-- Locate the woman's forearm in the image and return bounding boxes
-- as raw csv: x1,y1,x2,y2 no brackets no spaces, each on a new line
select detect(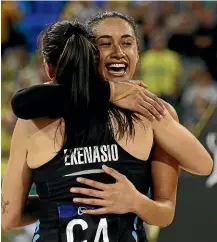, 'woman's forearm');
133,192,175,228
2,195,40,230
